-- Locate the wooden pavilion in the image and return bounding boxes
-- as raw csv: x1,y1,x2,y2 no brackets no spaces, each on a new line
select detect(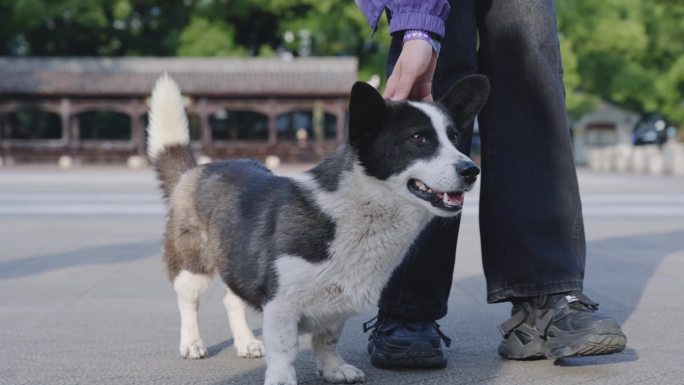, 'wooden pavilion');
0,57,357,164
